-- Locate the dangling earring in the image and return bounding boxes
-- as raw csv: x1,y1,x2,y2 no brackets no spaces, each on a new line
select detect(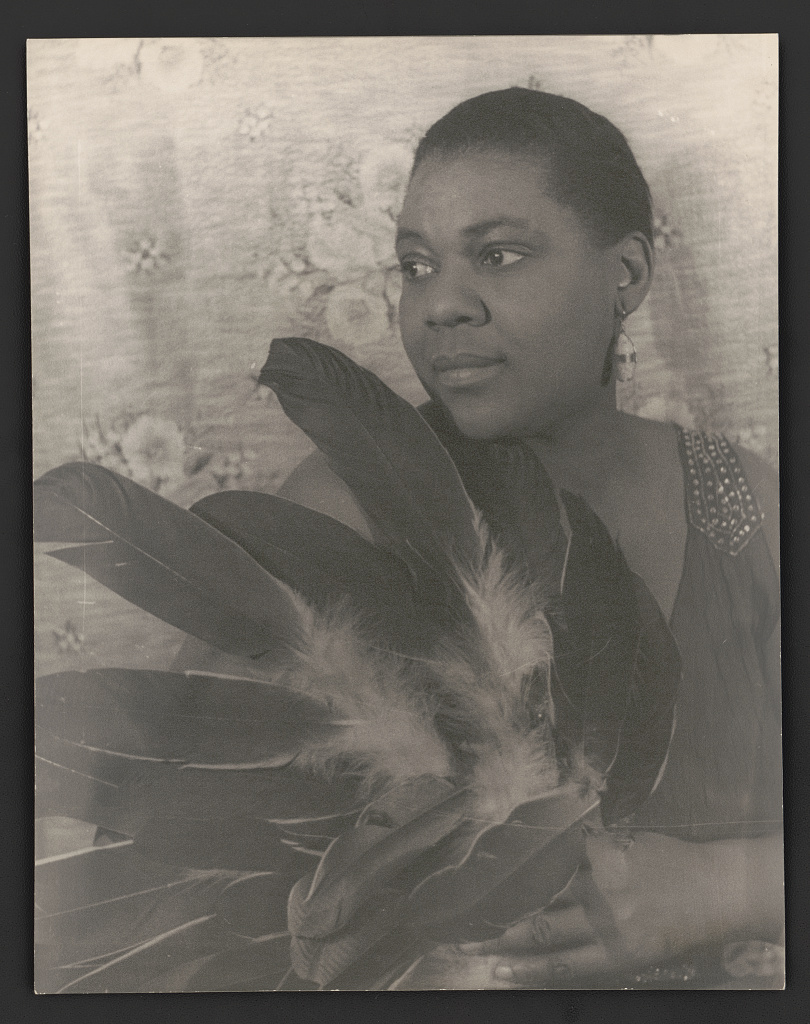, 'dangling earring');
613,300,636,383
